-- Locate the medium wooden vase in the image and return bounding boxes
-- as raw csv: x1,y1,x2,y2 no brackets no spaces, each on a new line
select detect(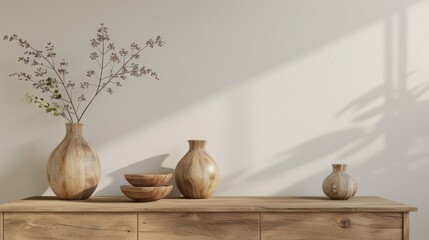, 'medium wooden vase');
47,123,101,200
175,140,220,199
322,164,357,200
